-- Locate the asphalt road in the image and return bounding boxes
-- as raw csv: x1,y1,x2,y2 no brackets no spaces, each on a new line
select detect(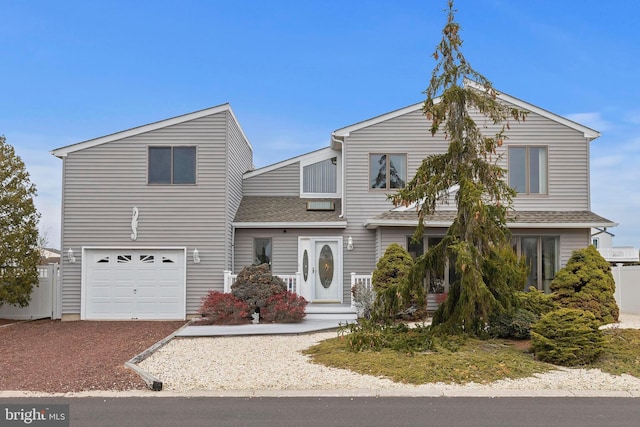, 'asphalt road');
2,397,639,427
